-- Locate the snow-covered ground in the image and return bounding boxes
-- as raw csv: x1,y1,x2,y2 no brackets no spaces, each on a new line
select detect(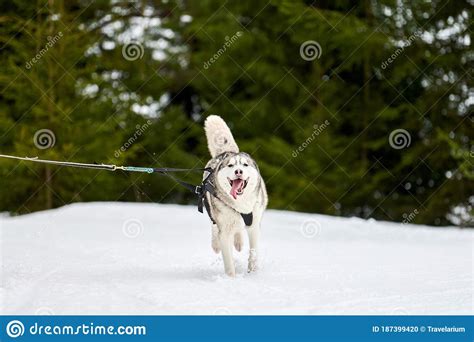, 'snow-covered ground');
0,202,472,315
